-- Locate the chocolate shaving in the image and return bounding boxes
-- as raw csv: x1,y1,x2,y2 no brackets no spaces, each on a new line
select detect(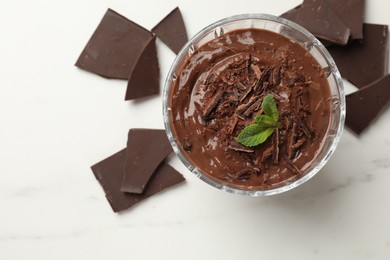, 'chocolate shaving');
292,137,306,150
183,137,192,151
202,88,224,119
236,96,260,116
228,140,254,153
239,85,253,102
287,122,296,159
243,98,263,117
296,116,313,138
282,117,290,130
272,129,279,164
227,117,239,135
286,160,302,175
236,81,247,91
251,64,261,79
273,66,282,86
254,67,272,91
261,146,274,163
235,168,252,181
